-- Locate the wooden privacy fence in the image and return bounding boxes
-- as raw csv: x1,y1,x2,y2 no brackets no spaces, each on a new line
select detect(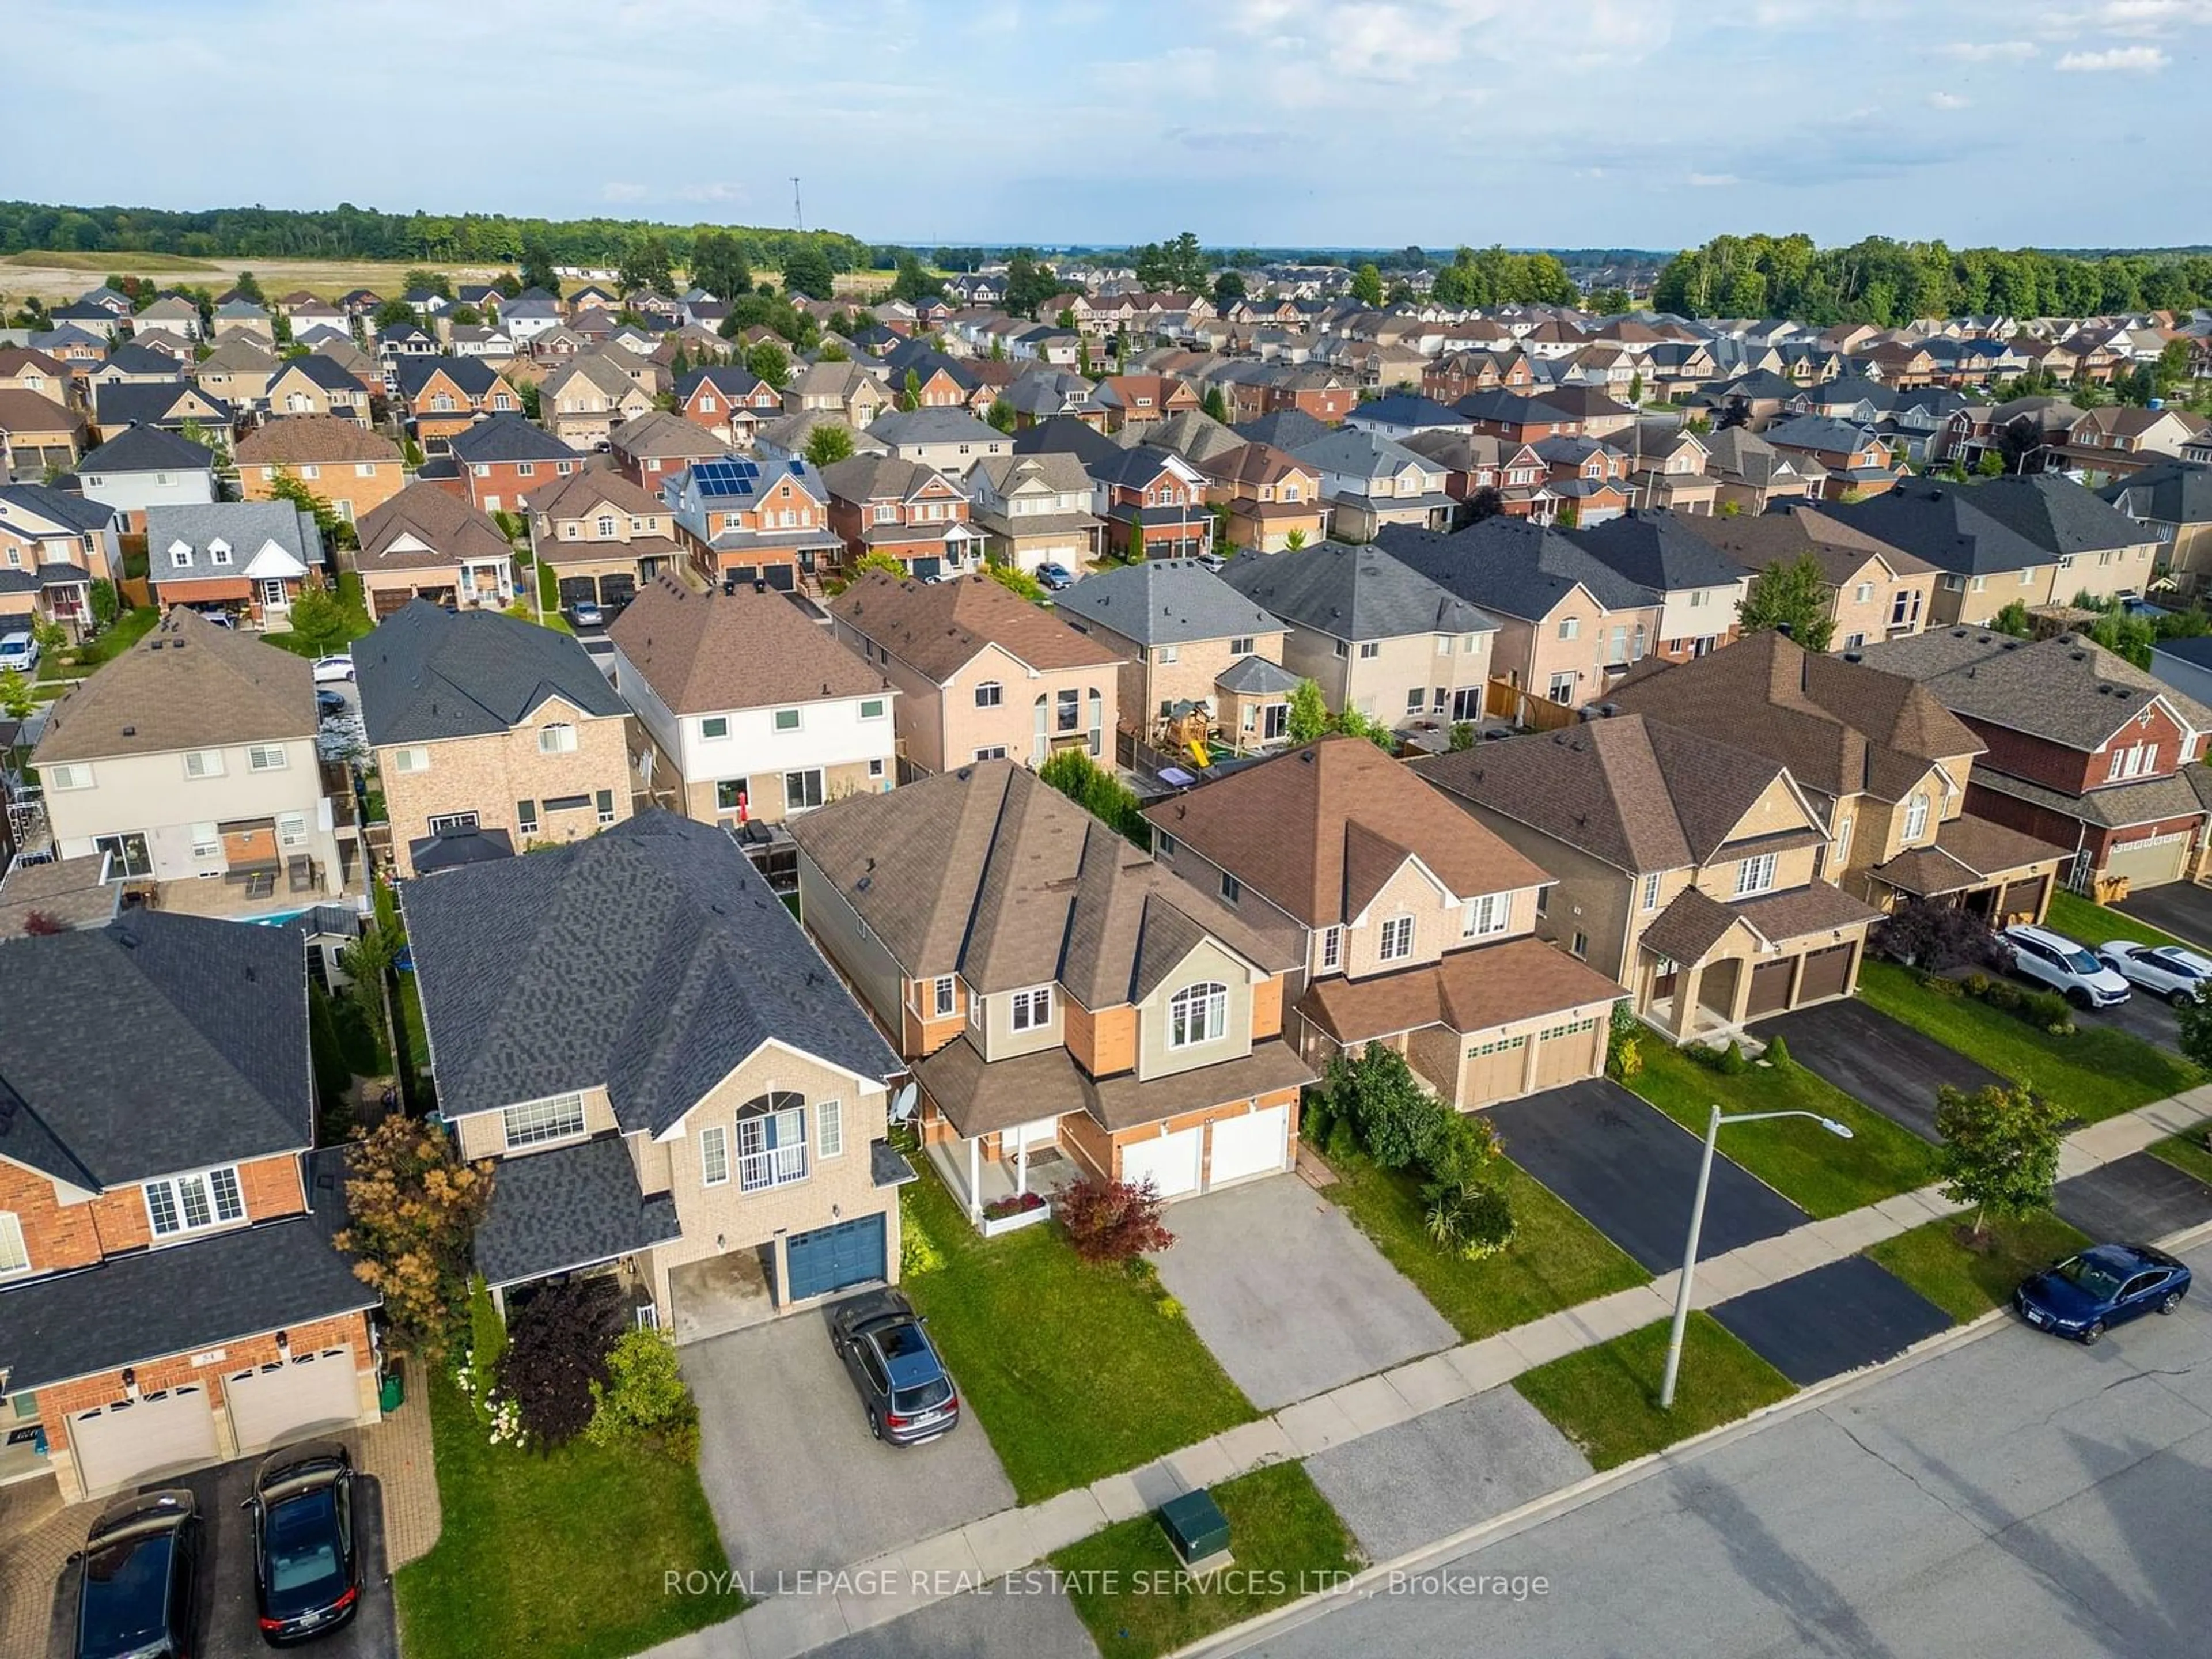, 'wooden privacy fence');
1484,678,1580,731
